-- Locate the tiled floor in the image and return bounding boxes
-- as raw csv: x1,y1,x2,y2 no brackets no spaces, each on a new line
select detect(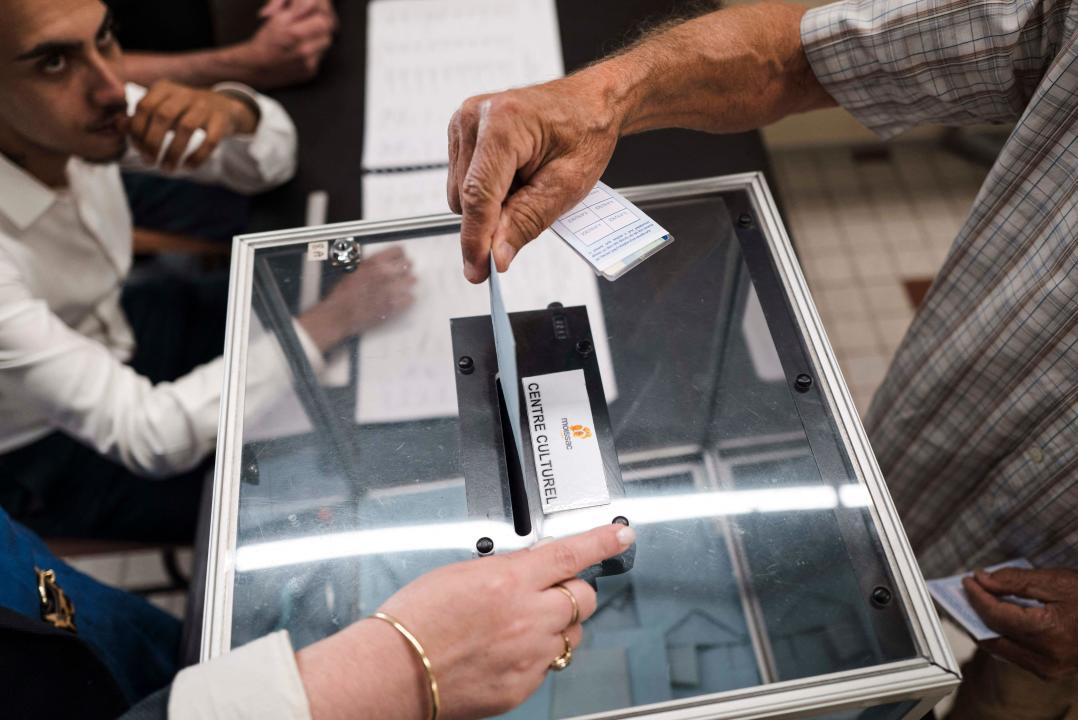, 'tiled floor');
770,141,990,415
65,549,192,618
